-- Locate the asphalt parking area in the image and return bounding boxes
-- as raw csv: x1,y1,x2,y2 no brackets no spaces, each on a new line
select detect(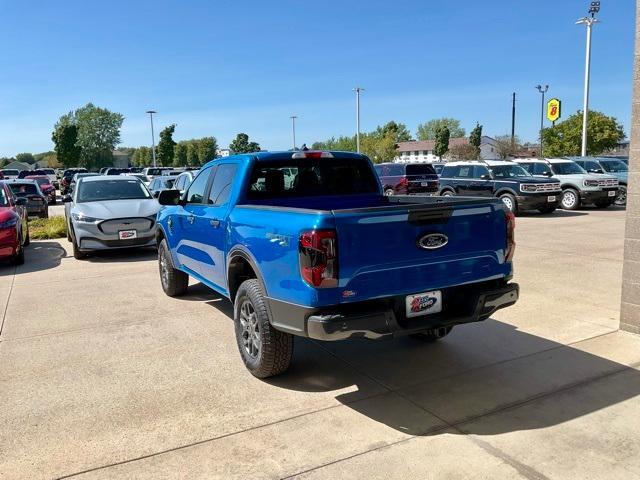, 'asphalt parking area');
2,208,640,479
